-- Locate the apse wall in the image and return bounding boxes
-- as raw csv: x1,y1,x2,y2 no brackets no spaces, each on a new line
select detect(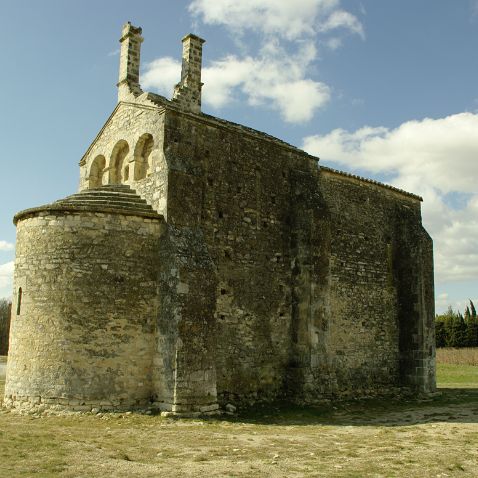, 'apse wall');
4,187,164,412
